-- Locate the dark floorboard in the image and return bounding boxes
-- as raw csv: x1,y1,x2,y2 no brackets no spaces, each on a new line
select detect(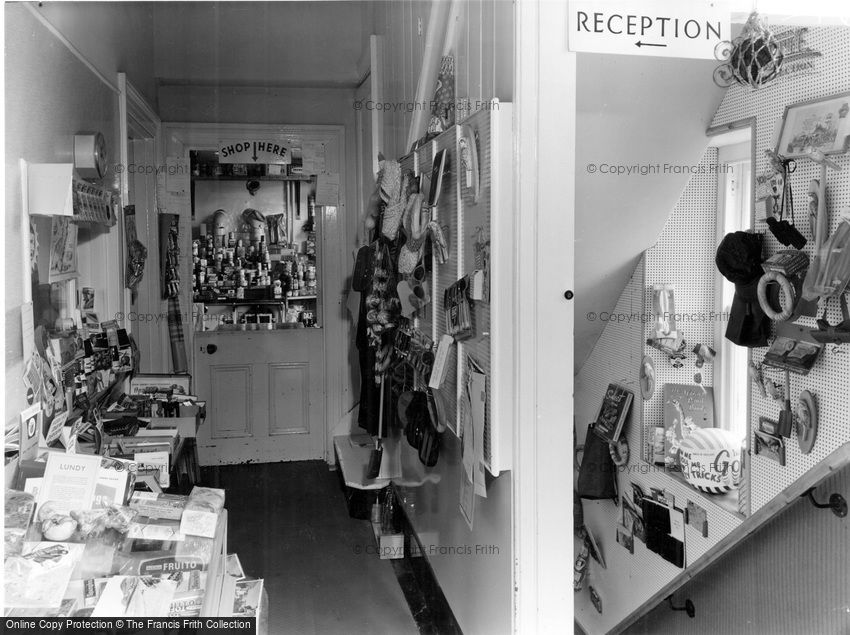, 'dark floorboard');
200,461,418,635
